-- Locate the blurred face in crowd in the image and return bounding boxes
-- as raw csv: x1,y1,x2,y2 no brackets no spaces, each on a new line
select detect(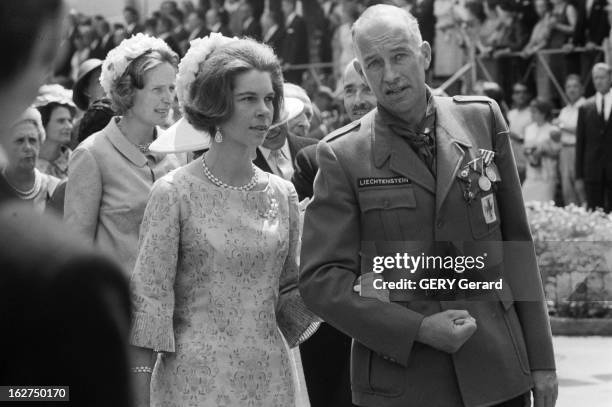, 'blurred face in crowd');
343,61,376,121
124,9,137,24
511,84,530,108
263,123,289,151
592,66,612,95
45,106,74,145
220,70,275,149
130,63,176,127
530,105,546,125
282,0,296,17
288,100,312,138
0,10,64,133
206,9,219,28
3,121,40,172
565,78,583,104
534,0,549,18
186,12,201,32
353,11,431,118
113,27,127,45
